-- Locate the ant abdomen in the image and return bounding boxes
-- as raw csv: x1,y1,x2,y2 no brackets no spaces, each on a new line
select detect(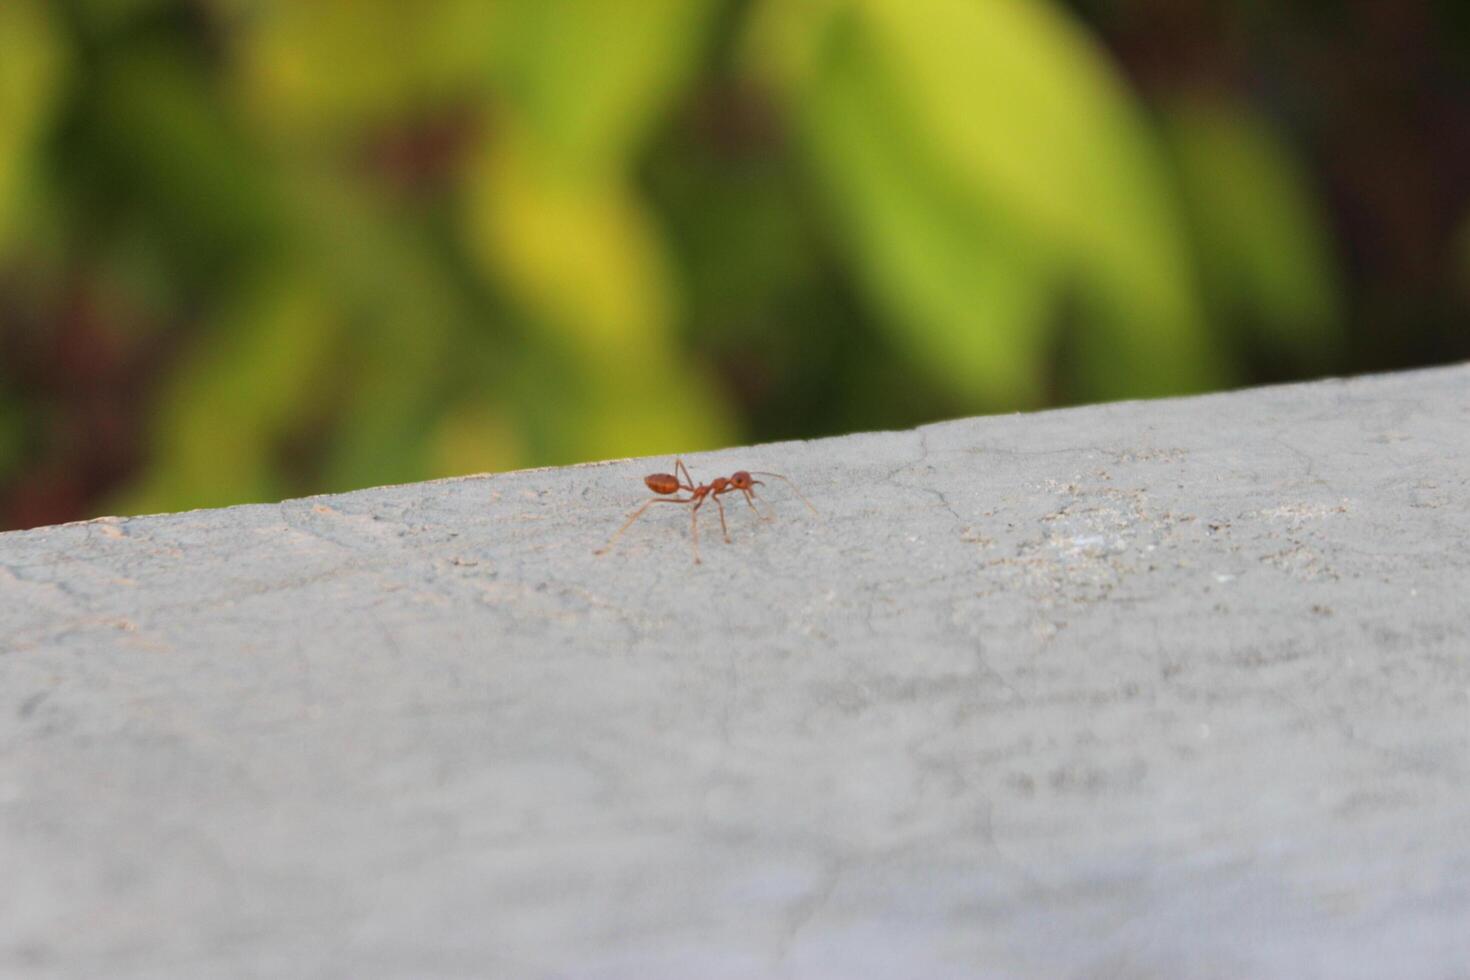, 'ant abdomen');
645,473,681,495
